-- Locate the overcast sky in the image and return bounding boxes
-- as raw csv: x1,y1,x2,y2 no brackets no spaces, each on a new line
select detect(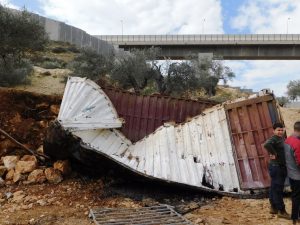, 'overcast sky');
1,0,300,96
